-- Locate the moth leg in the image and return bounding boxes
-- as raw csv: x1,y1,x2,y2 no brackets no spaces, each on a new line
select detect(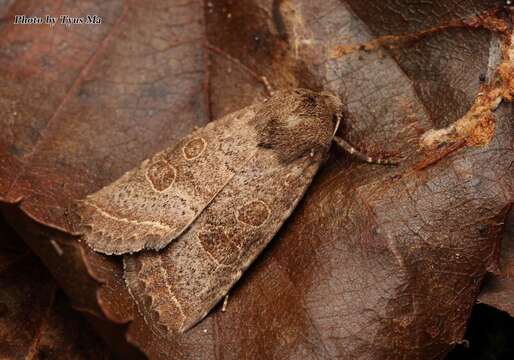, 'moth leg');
333,136,398,165
221,294,230,312
260,76,276,97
